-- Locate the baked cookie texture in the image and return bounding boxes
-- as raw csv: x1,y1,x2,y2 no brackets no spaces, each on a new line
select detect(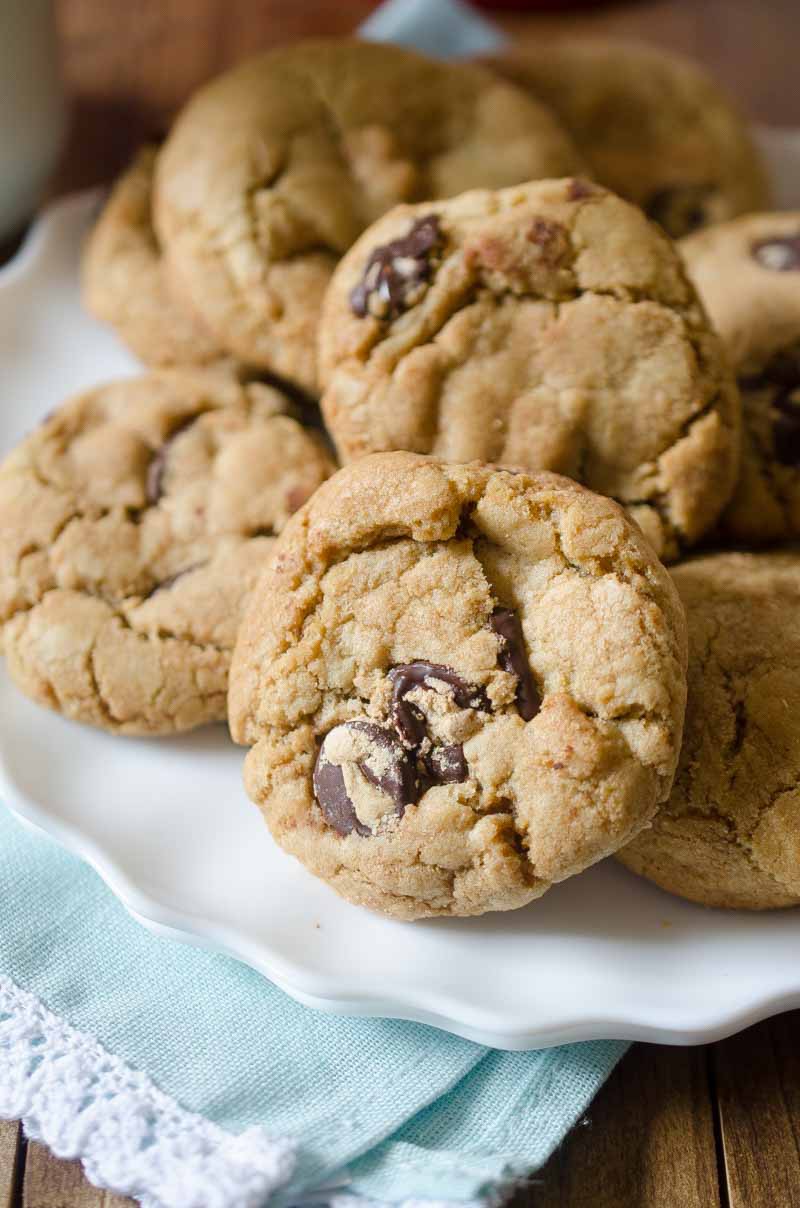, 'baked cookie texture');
153,39,583,393
682,213,800,543
318,178,741,562
488,39,769,238
83,147,238,372
619,552,800,910
0,372,334,735
229,452,688,920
